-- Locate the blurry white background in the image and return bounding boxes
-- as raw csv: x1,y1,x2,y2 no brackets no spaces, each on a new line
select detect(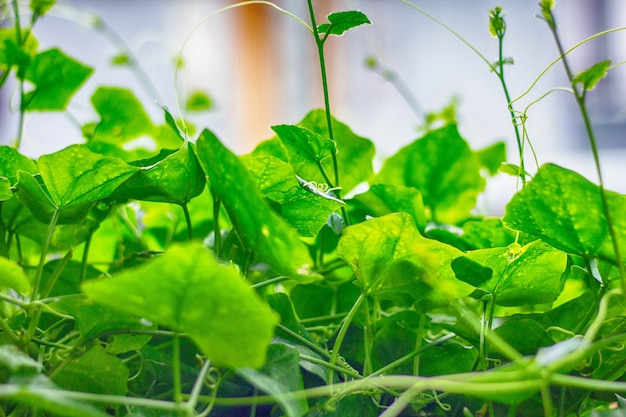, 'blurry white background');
1,0,625,212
